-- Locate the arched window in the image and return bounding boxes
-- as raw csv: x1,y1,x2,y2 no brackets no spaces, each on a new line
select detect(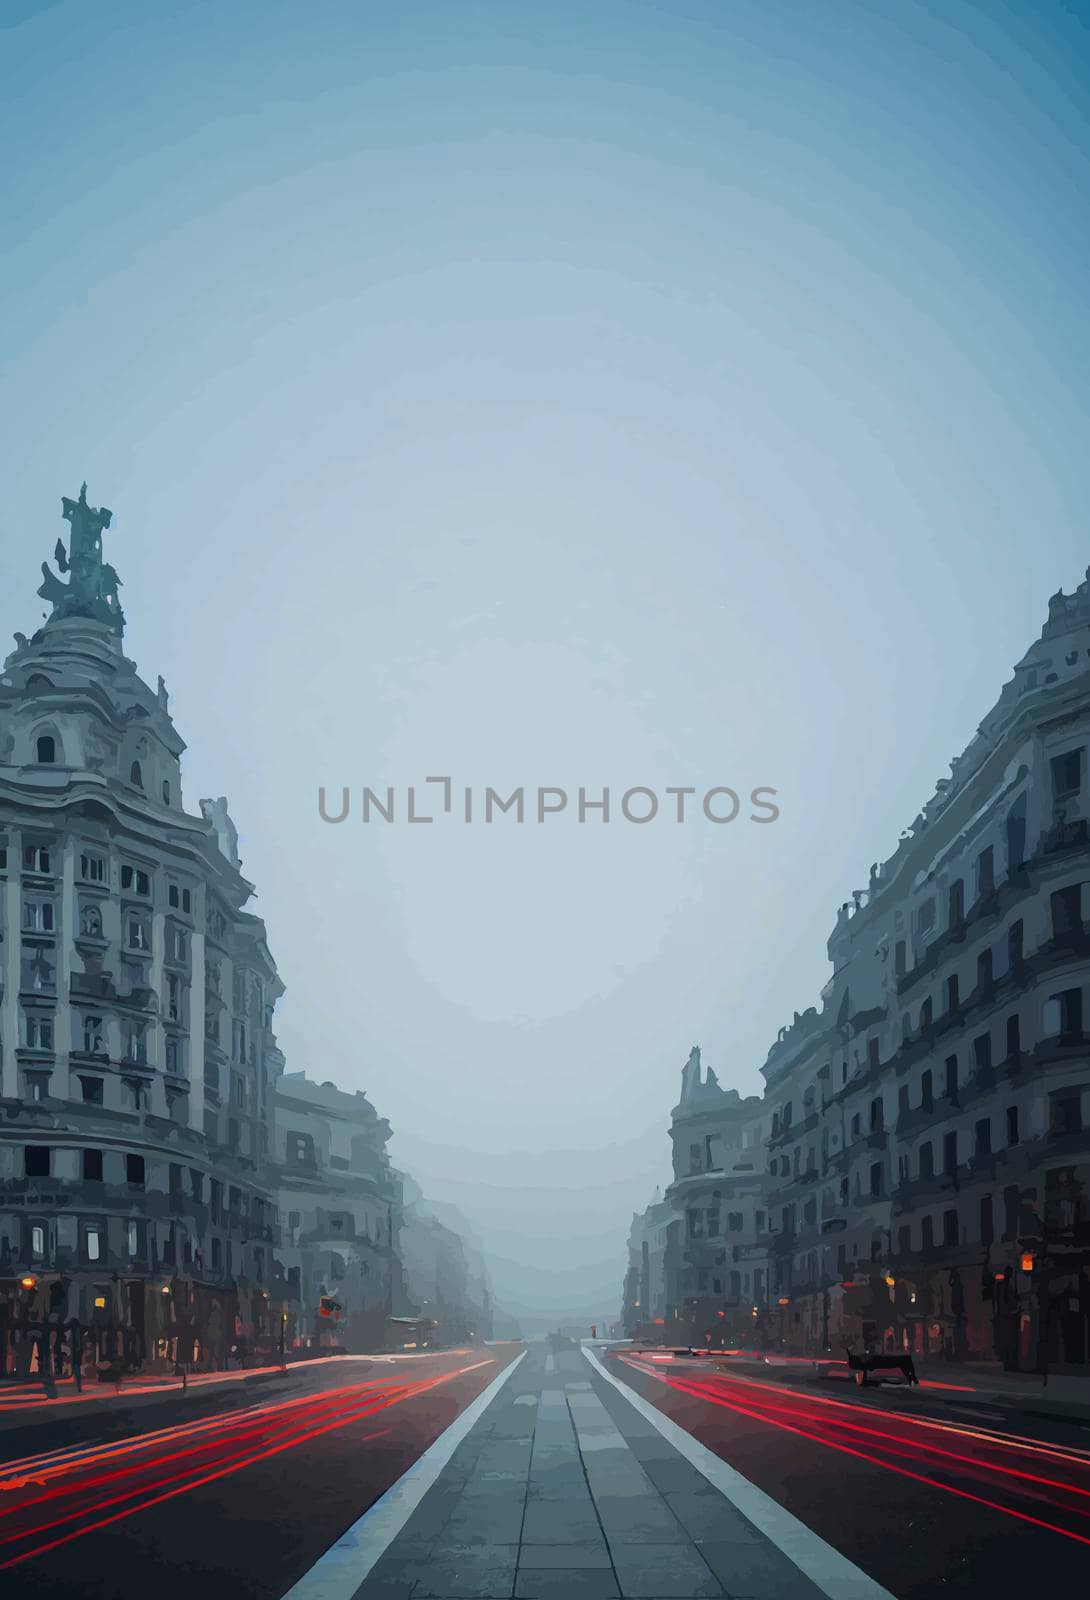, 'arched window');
36,734,56,764
130,761,143,788
162,779,171,805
